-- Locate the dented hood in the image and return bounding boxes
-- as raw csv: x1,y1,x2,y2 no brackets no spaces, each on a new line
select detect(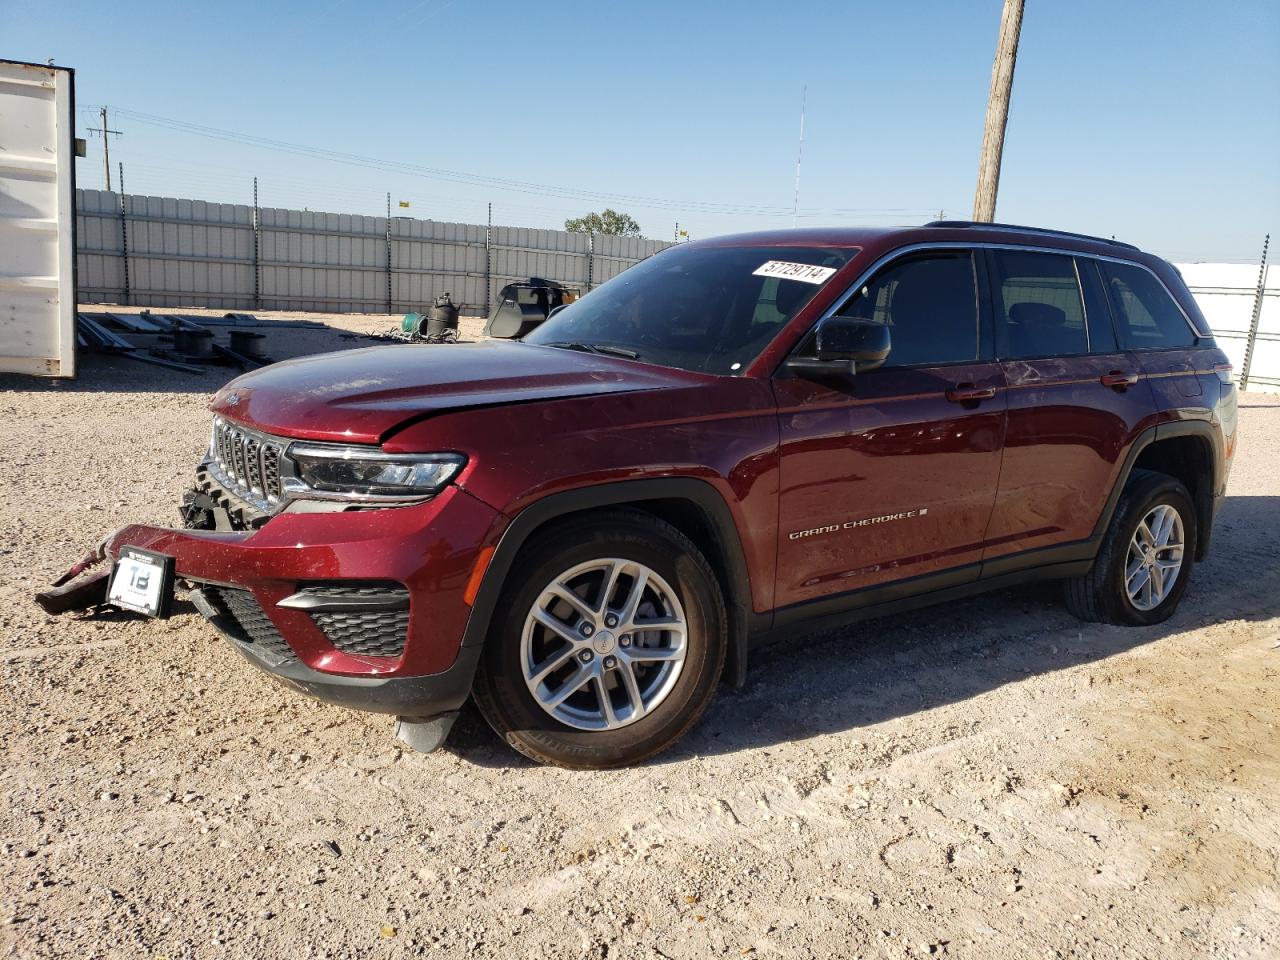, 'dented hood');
208,340,699,444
